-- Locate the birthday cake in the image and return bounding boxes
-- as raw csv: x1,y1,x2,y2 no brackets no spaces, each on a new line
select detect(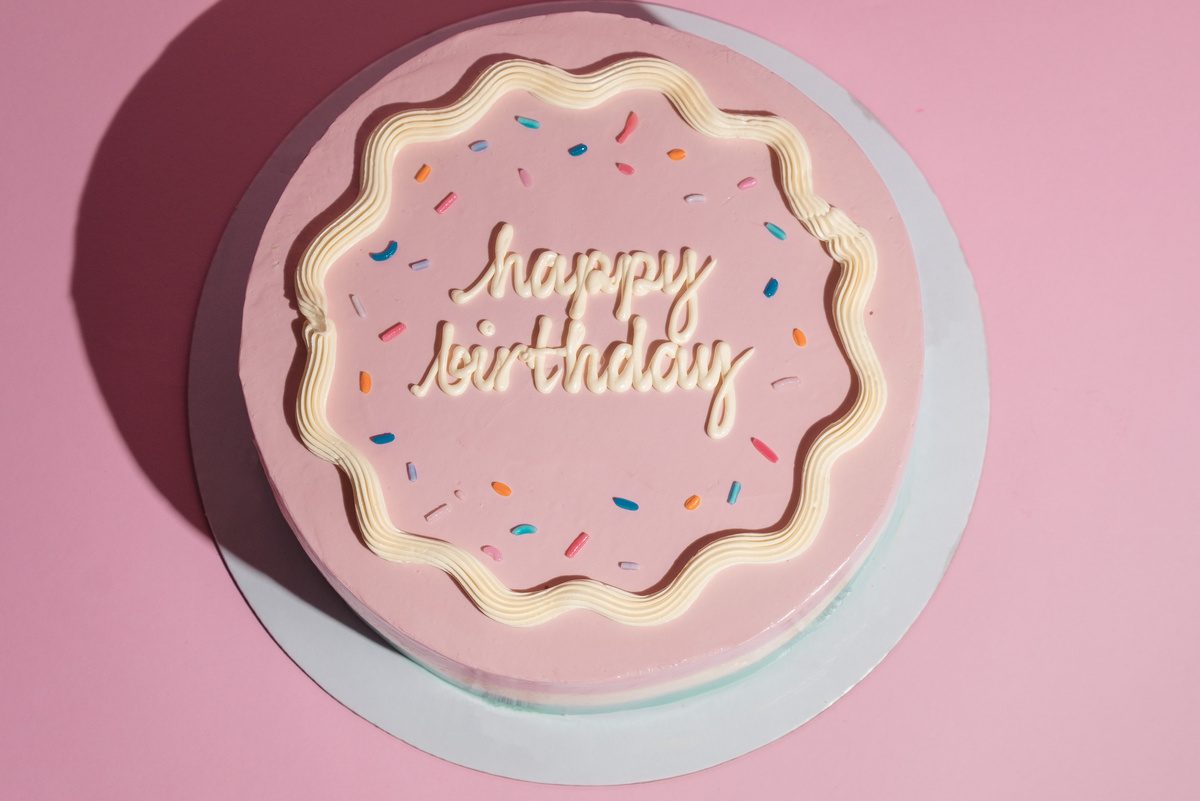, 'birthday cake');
241,12,923,710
